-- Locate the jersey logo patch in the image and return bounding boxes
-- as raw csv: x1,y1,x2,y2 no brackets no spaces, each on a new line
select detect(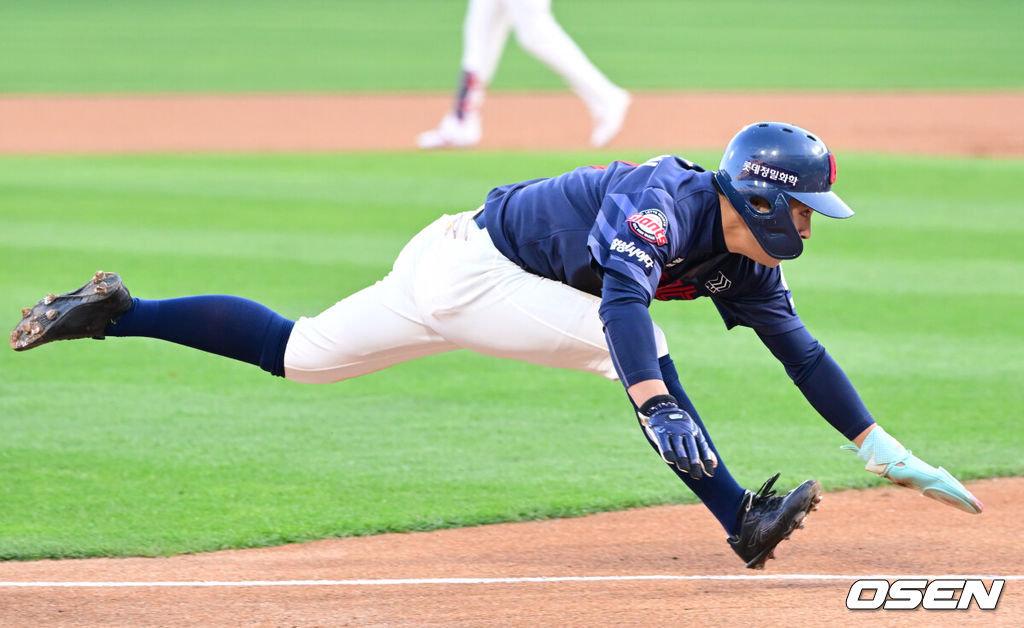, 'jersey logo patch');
627,209,669,245
704,271,732,293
